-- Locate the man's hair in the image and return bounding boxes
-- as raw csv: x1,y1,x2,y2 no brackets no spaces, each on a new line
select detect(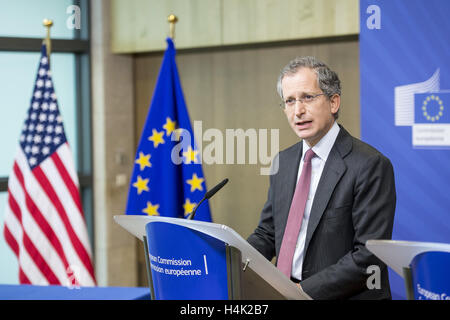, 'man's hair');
276,56,341,119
